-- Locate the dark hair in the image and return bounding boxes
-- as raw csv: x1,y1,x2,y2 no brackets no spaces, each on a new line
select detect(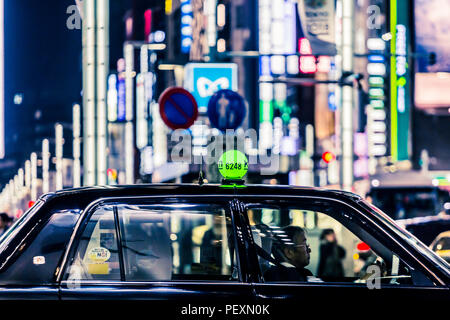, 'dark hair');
320,228,335,240
0,213,12,223
271,226,306,261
